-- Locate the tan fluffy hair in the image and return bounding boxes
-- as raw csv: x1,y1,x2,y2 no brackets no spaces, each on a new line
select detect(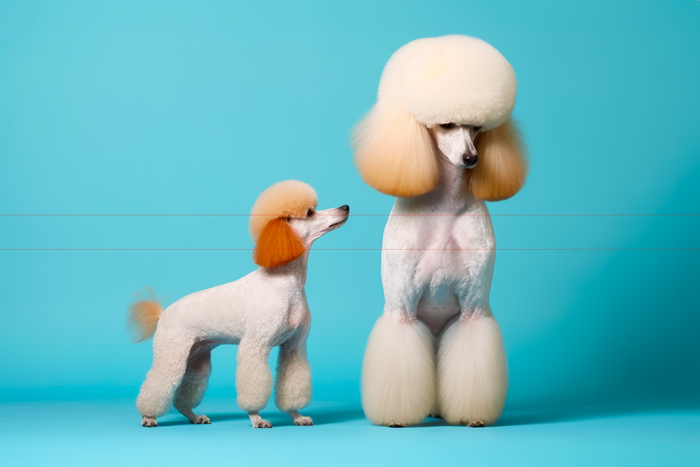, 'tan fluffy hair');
352,98,439,198
249,180,317,268
468,119,528,201
353,102,527,200
127,288,163,342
